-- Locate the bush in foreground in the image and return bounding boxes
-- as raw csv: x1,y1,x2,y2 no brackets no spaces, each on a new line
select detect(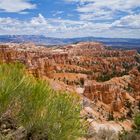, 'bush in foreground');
0,63,85,140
